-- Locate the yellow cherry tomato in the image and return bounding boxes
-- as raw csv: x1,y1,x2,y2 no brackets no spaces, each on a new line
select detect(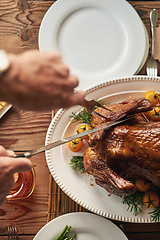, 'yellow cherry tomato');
144,107,160,121
143,91,160,106
68,138,83,152
77,124,92,140
143,191,159,208
135,178,151,192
